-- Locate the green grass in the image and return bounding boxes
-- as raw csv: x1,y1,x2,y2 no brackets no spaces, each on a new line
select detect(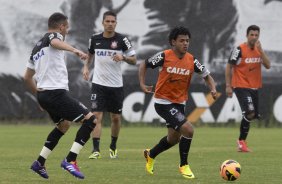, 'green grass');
0,124,281,184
